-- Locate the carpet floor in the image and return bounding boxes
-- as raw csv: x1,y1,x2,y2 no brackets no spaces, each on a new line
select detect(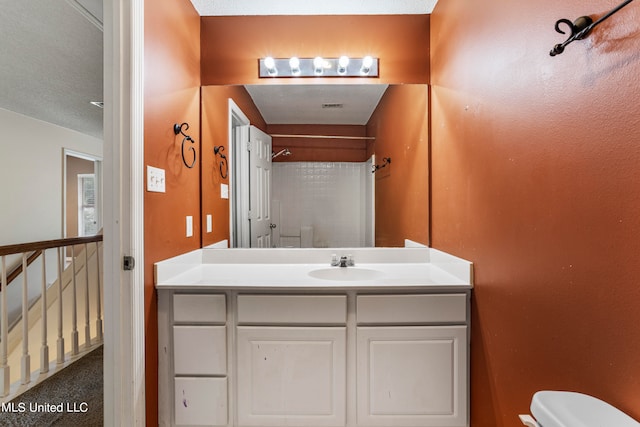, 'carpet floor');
1,345,103,426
